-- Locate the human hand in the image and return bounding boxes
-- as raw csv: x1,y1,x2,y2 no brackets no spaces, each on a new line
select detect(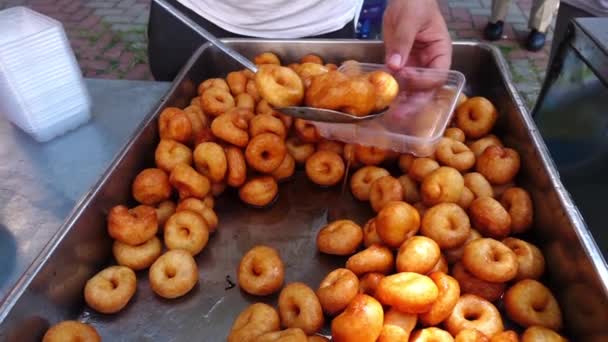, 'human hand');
383,0,452,70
